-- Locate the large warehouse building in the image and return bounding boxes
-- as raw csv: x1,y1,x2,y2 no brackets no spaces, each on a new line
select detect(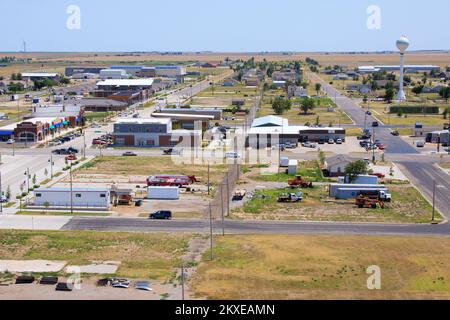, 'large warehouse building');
247,115,346,148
